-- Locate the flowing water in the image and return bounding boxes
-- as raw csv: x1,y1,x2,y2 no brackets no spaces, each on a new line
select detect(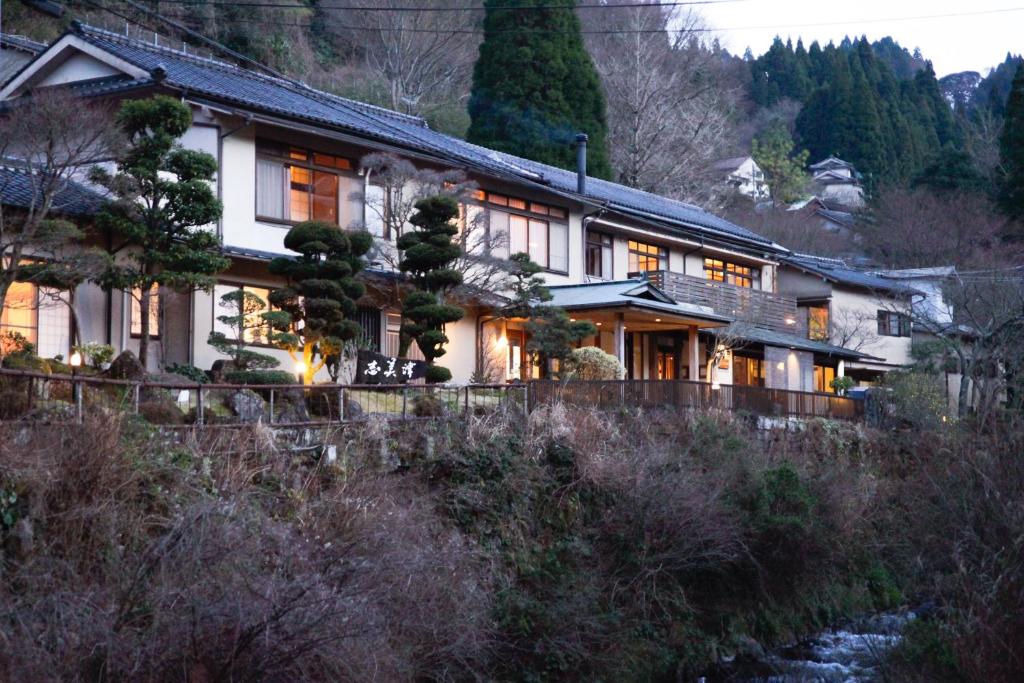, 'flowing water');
711,610,917,682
